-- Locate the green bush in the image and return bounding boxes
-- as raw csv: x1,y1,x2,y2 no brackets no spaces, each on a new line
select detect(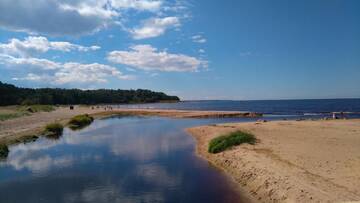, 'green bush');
208,130,256,154
44,123,64,138
68,114,94,130
0,144,9,158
